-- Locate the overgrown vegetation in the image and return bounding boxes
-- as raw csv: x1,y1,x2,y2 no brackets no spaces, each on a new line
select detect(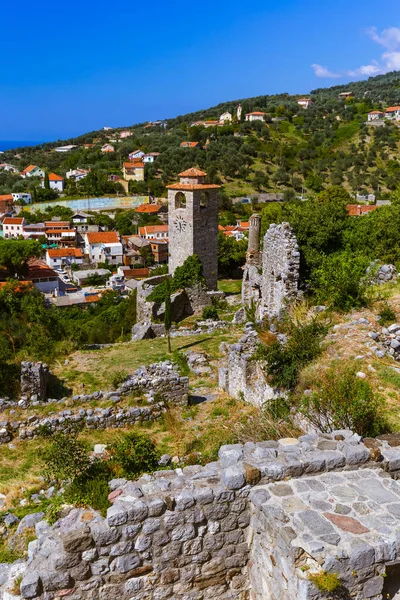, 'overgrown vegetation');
309,571,342,593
